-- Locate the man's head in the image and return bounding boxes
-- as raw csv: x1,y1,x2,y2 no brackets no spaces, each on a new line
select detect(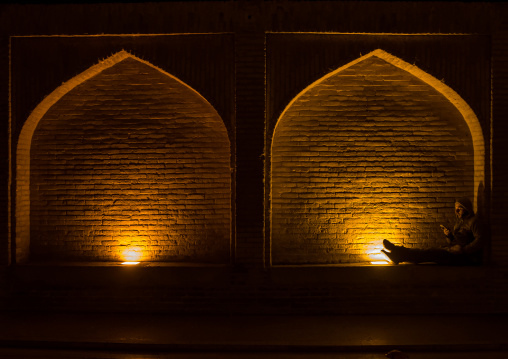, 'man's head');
455,197,473,219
